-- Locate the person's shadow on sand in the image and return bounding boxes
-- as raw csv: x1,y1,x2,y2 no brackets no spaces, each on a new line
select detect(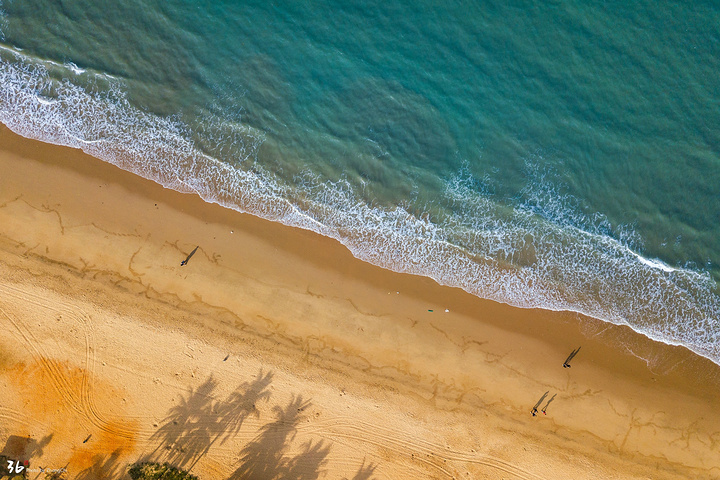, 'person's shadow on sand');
531,391,549,416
